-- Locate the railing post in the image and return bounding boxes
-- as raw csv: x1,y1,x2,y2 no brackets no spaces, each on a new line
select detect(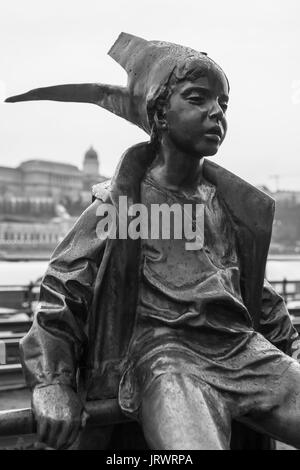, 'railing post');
0,340,6,365
283,277,287,303
24,282,34,317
